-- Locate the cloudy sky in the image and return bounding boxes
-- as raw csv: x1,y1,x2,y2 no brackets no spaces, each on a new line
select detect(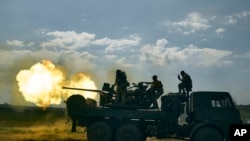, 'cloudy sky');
1,0,250,105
